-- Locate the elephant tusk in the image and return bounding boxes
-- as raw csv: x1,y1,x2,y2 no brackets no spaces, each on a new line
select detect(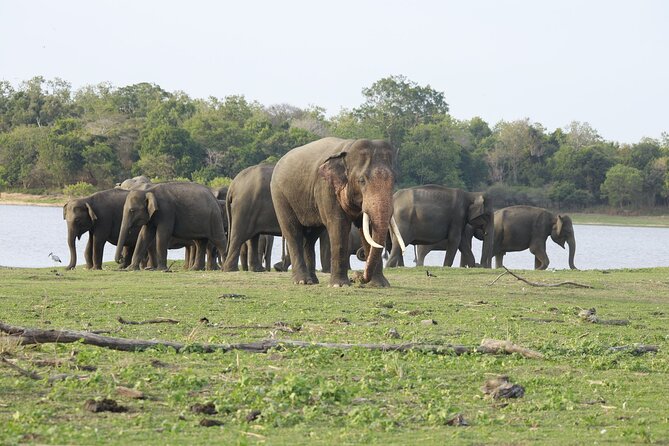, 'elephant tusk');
362,212,384,249
390,216,406,254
